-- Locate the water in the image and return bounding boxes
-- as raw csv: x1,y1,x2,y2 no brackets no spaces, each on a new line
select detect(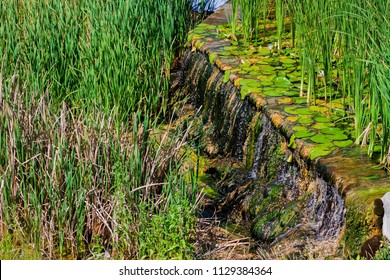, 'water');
192,0,228,12
176,50,347,259
250,115,271,180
